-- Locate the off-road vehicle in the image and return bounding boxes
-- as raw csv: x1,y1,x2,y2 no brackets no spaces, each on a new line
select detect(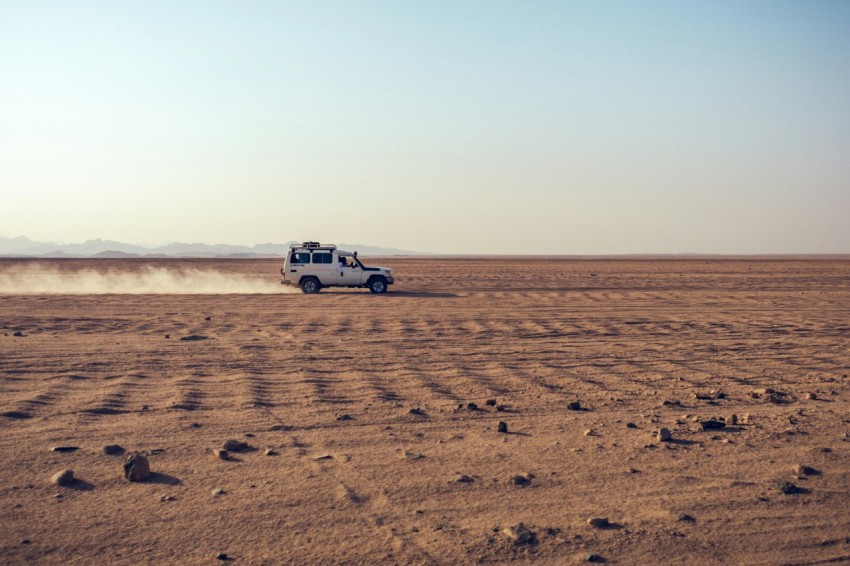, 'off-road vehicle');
280,242,395,294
